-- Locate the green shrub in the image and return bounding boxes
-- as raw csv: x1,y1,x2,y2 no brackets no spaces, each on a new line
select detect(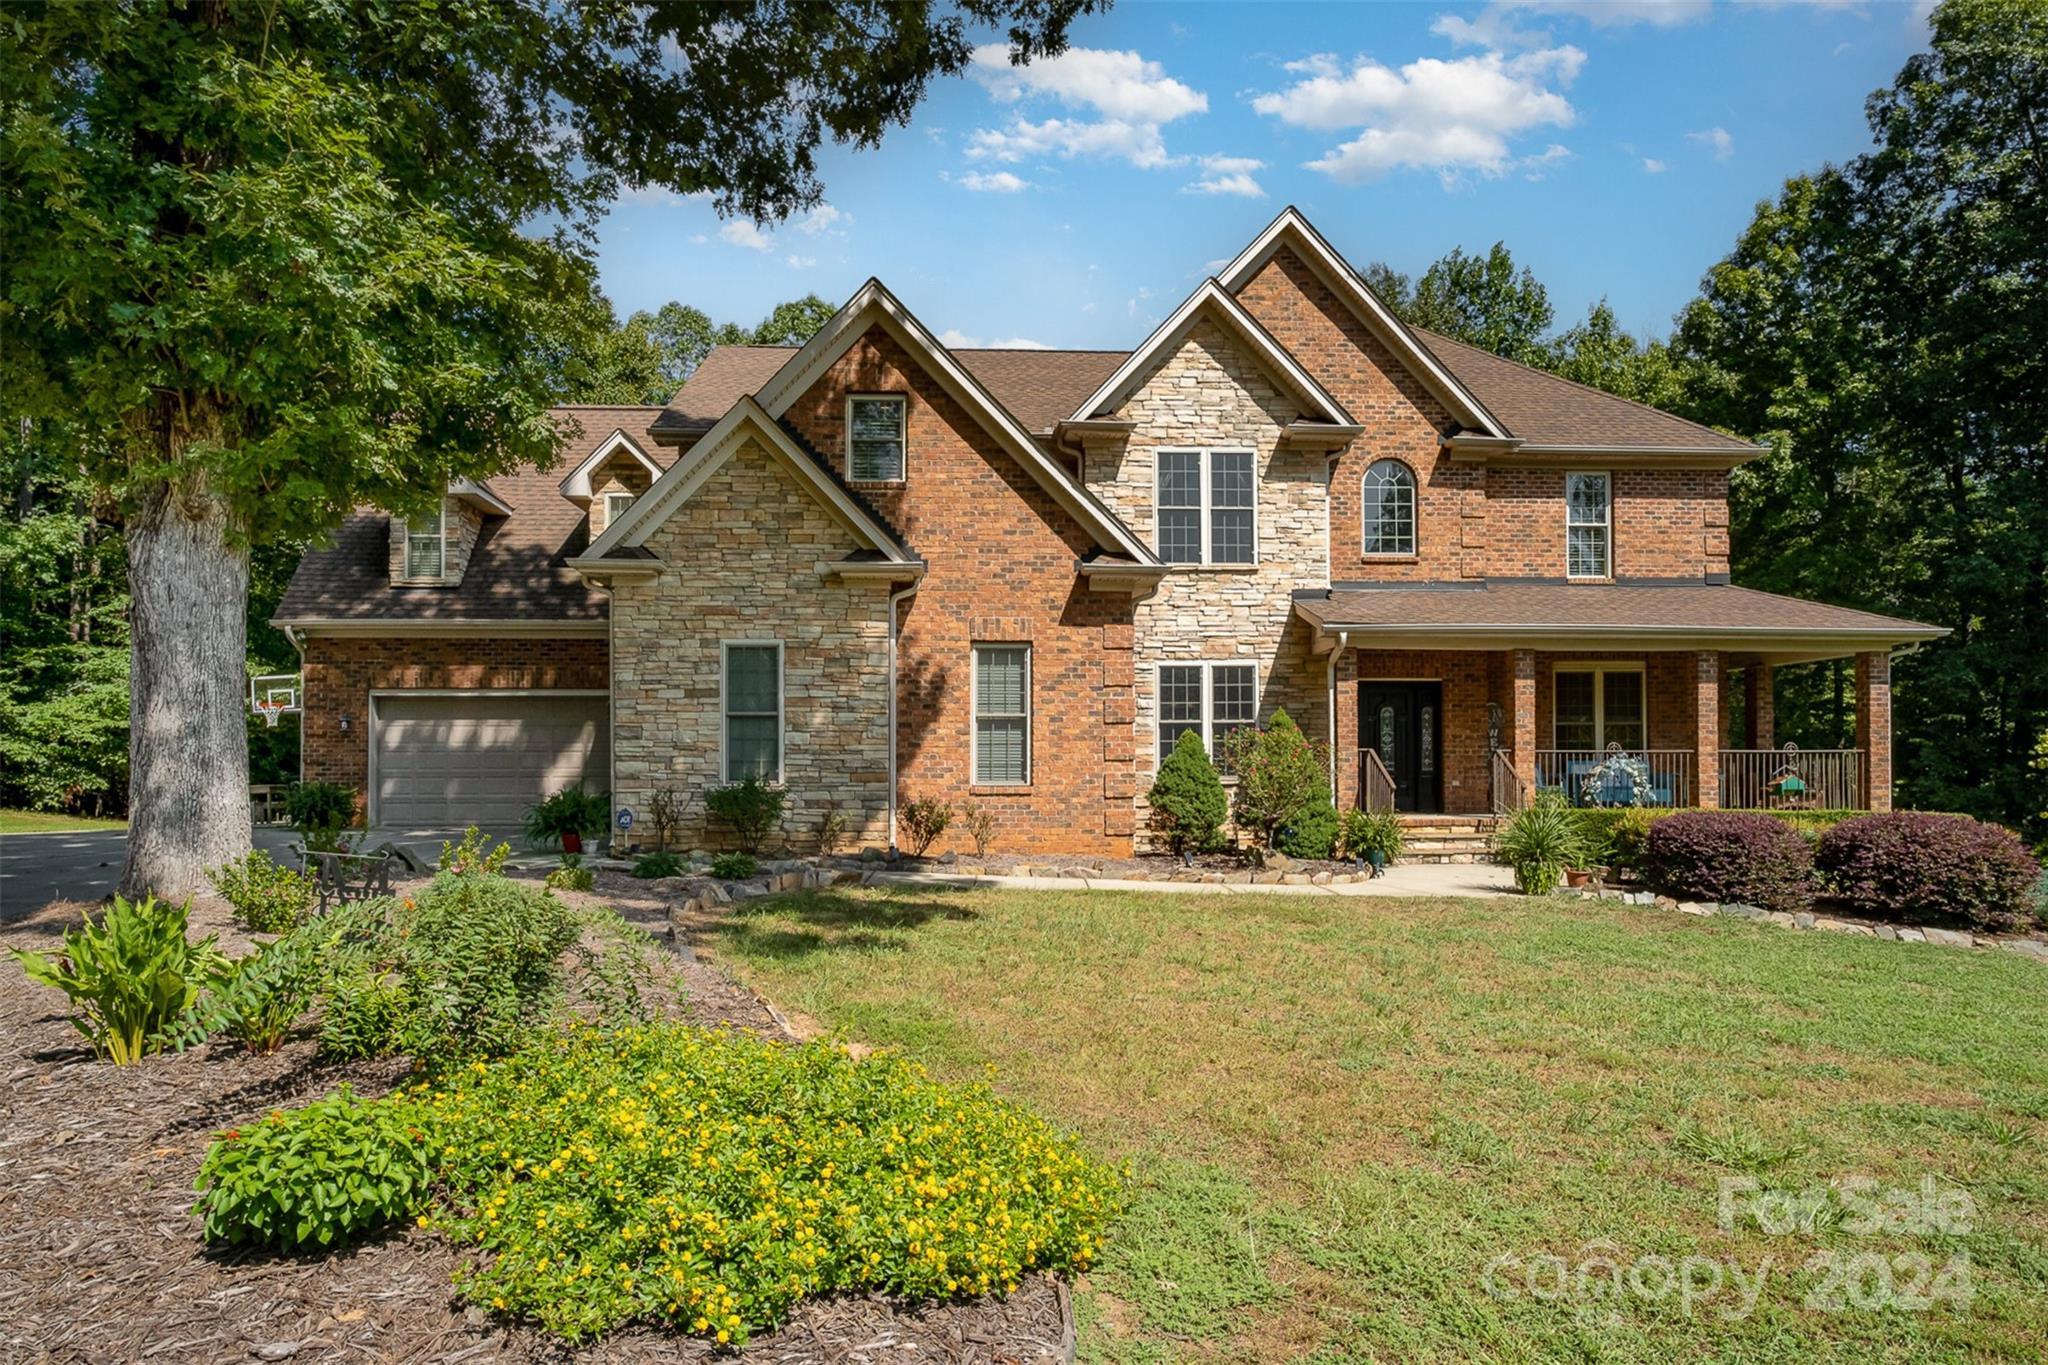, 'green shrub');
285,780,356,853
705,775,785,854
423,1024,1121,1343
193,1087,430,1250
11,895,227,1064
195,935,321,1054
1494,794,1584,896
1644,811,1815,913
1219,709,1330,849
1279,794,1339,860
312,872,580,1067
523,785,610,853
710,851,758,880
898,796,952,857
545,864,595,892
632,850,686,879
208,849,314,933
1339,808,1405,865
1815,812,2042,932
440,825,512,876
1148,730,1228,856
